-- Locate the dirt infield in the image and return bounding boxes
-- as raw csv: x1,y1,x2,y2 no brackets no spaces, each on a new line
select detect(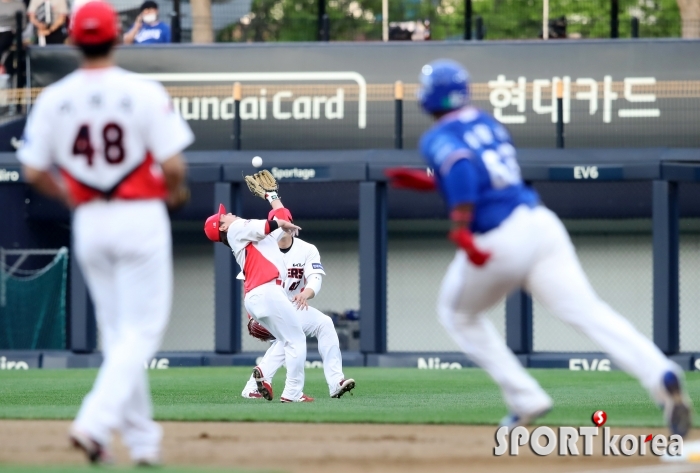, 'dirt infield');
1,420,699,473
